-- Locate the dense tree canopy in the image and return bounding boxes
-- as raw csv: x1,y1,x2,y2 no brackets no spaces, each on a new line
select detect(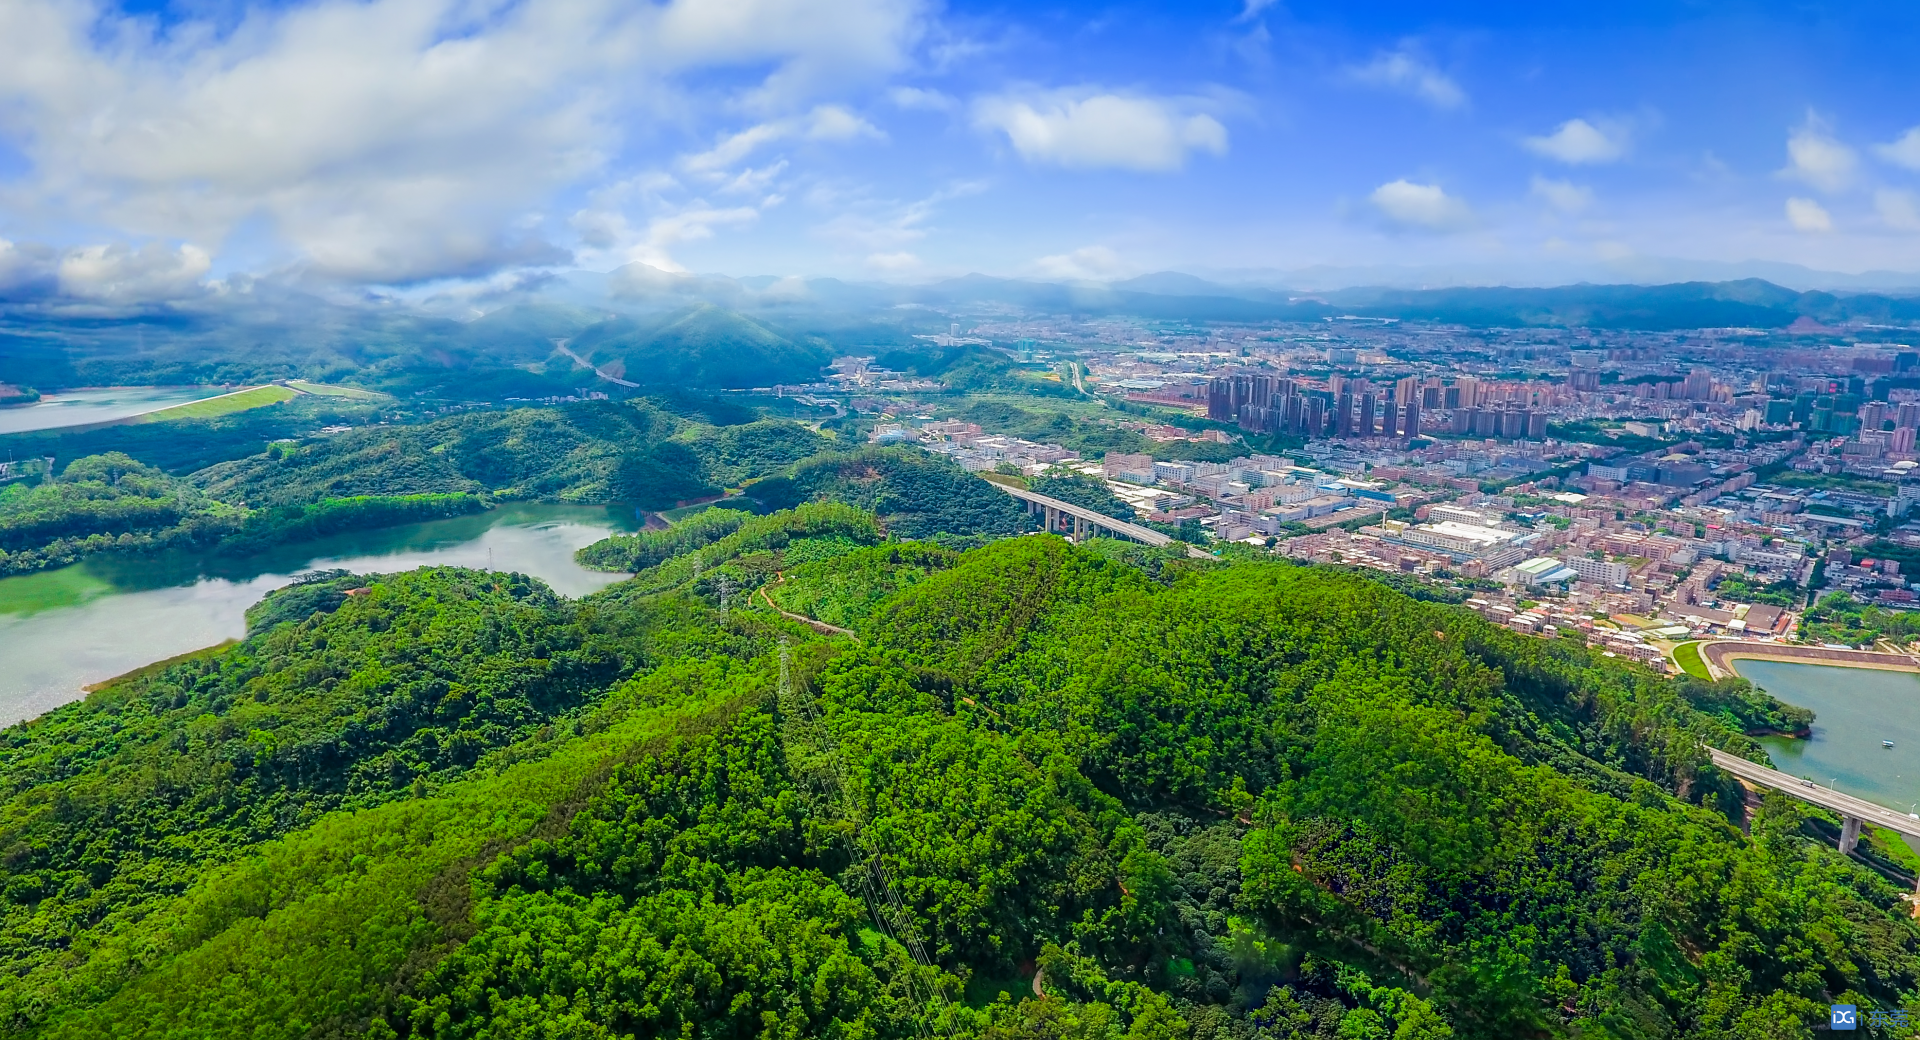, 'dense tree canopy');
0,513,1912,1039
